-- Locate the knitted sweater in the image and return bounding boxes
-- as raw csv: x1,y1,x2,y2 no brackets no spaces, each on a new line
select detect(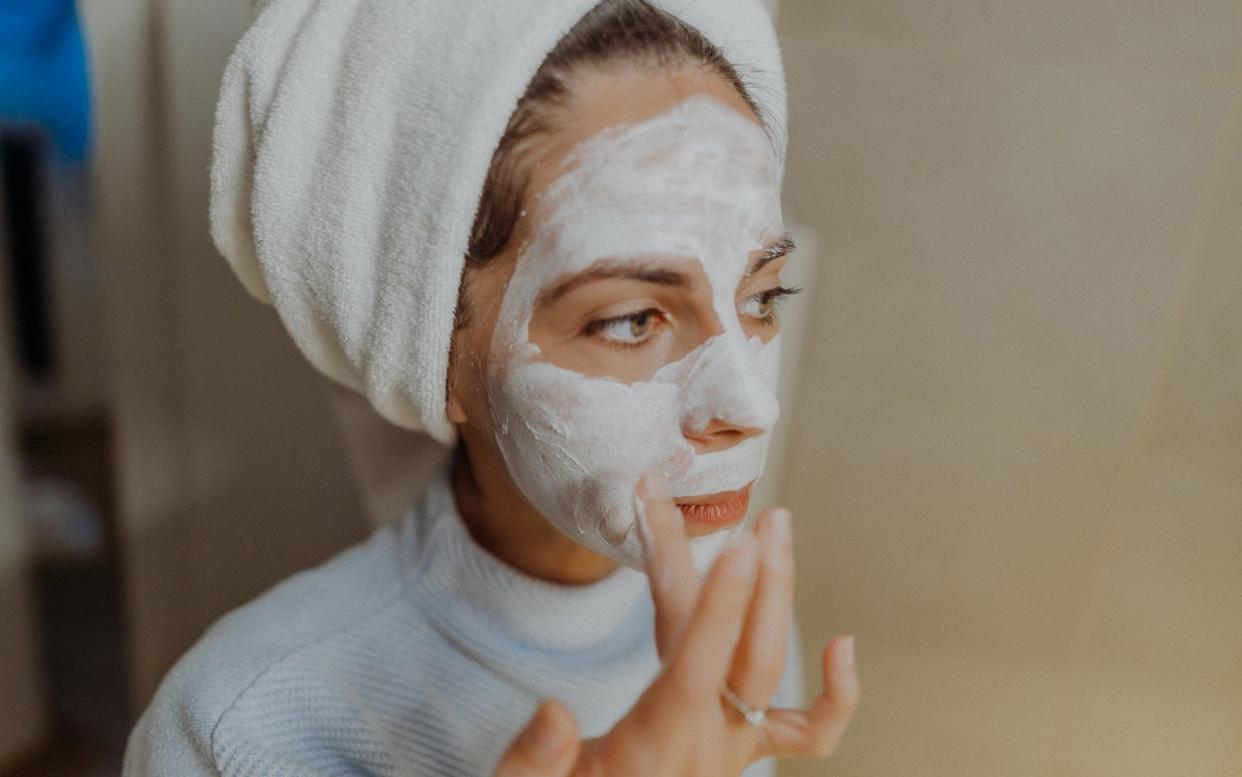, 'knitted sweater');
121,468,804,776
